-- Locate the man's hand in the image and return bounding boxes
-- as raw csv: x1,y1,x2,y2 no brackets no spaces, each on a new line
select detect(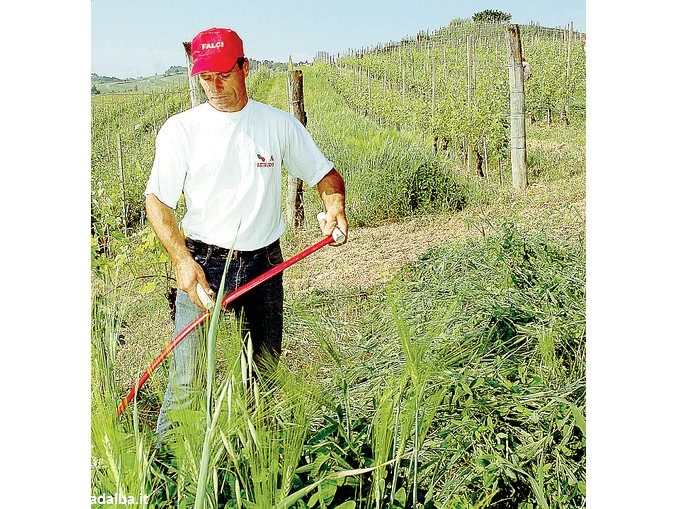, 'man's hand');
317,209,348,245
316,168,348,246
175,255,215,311
146,193,215,311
